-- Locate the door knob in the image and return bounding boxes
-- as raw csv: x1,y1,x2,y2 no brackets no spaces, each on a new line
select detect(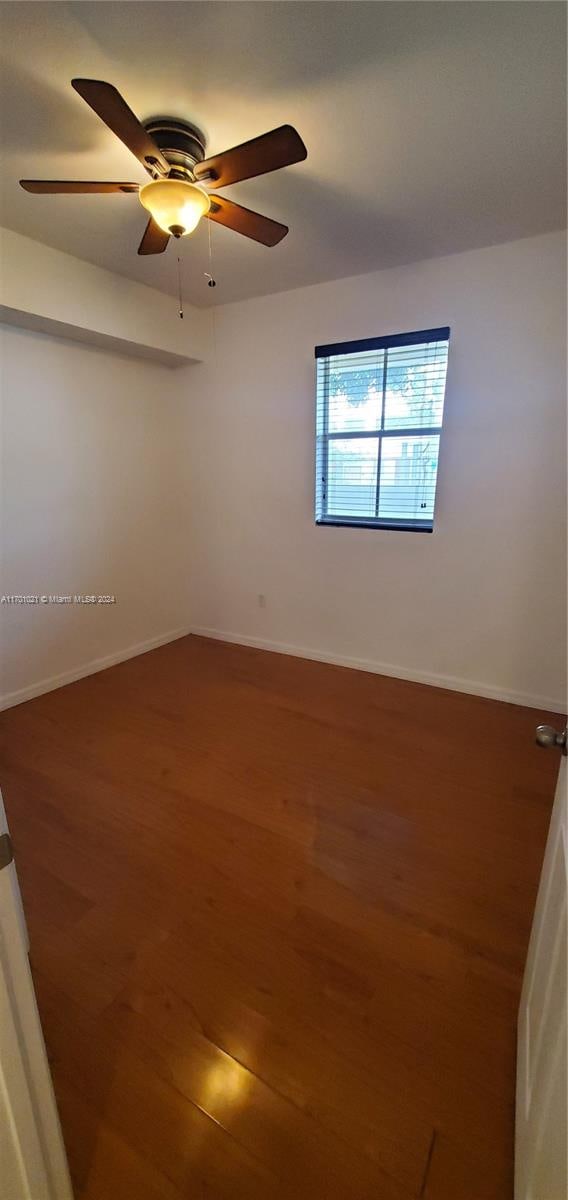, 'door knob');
536,725,567,754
